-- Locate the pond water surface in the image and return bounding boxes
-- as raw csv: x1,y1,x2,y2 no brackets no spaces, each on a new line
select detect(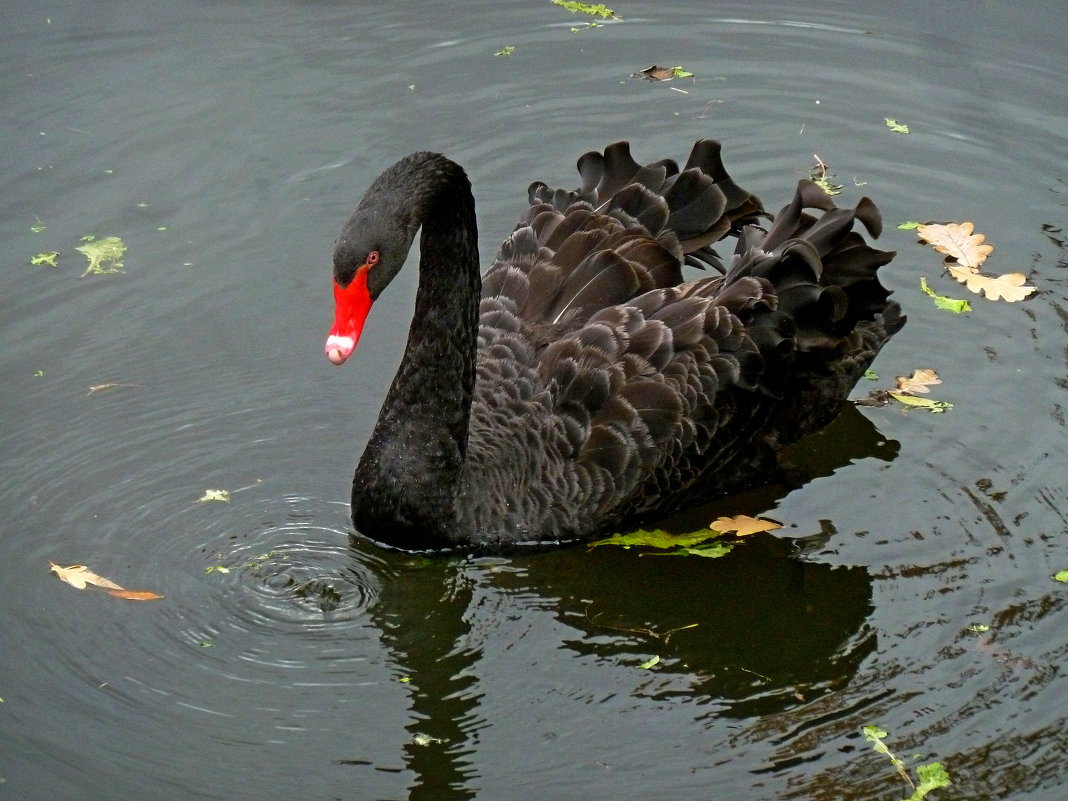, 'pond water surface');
2,1,1066,799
